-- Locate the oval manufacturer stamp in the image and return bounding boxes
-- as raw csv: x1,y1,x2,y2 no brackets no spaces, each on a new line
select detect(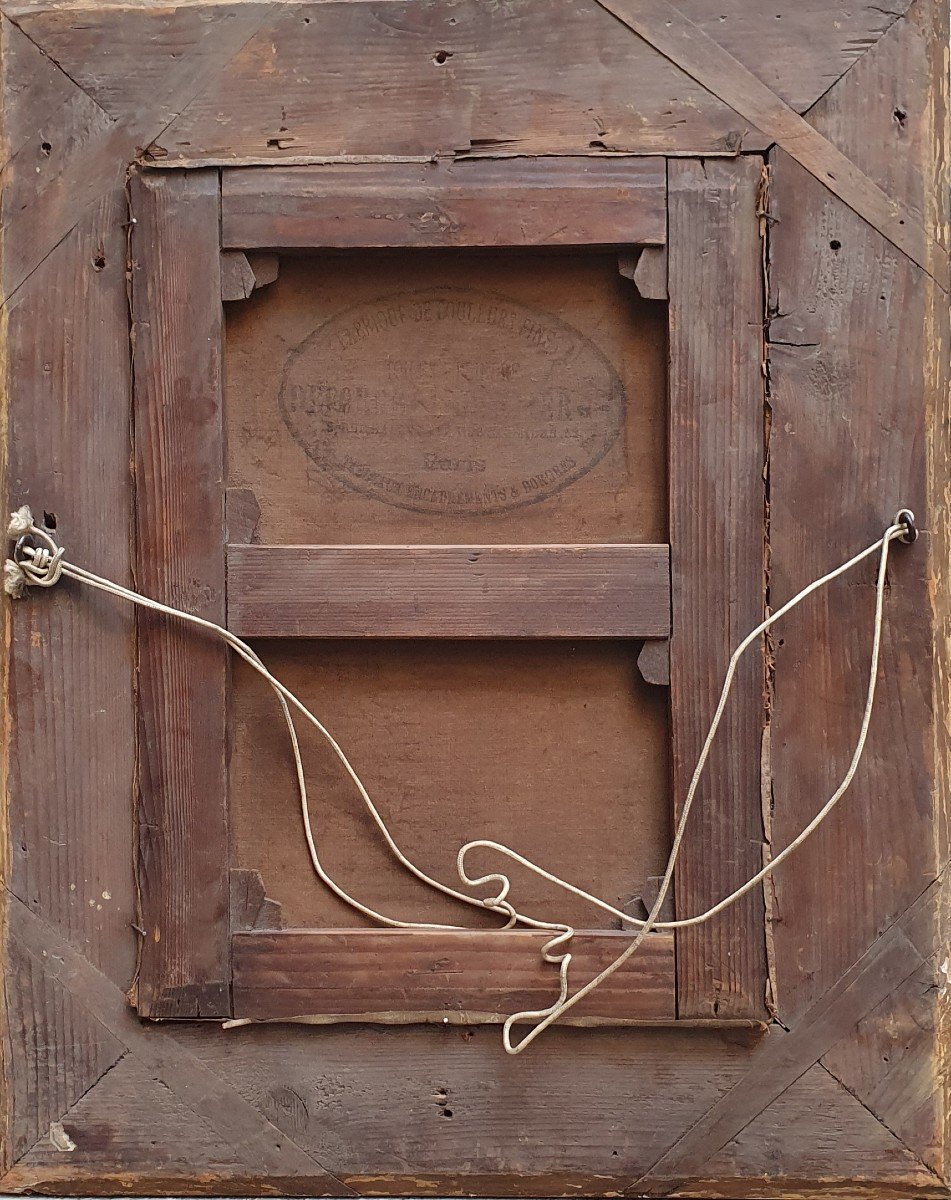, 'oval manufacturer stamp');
279,287,627,516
